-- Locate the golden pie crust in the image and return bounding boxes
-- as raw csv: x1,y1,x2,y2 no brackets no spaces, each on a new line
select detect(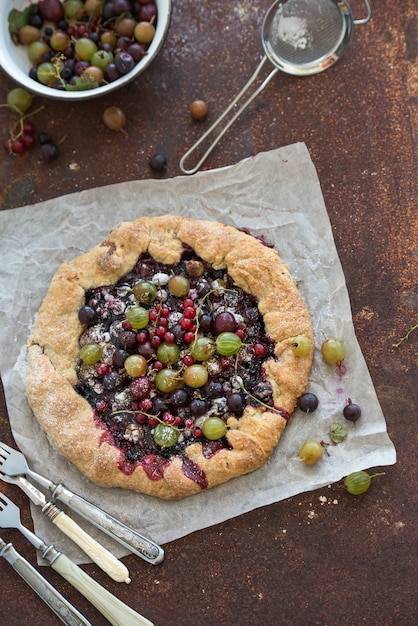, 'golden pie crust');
26,216,314,499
